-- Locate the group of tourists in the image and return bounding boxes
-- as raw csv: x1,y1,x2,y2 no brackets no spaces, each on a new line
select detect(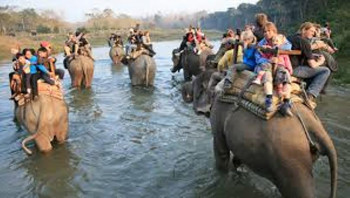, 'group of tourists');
214,13,337,117
123,24,156,59
9,41,64,101
64,31,94,61
177,26,214,56
170,26,214,73
108,33,123,48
